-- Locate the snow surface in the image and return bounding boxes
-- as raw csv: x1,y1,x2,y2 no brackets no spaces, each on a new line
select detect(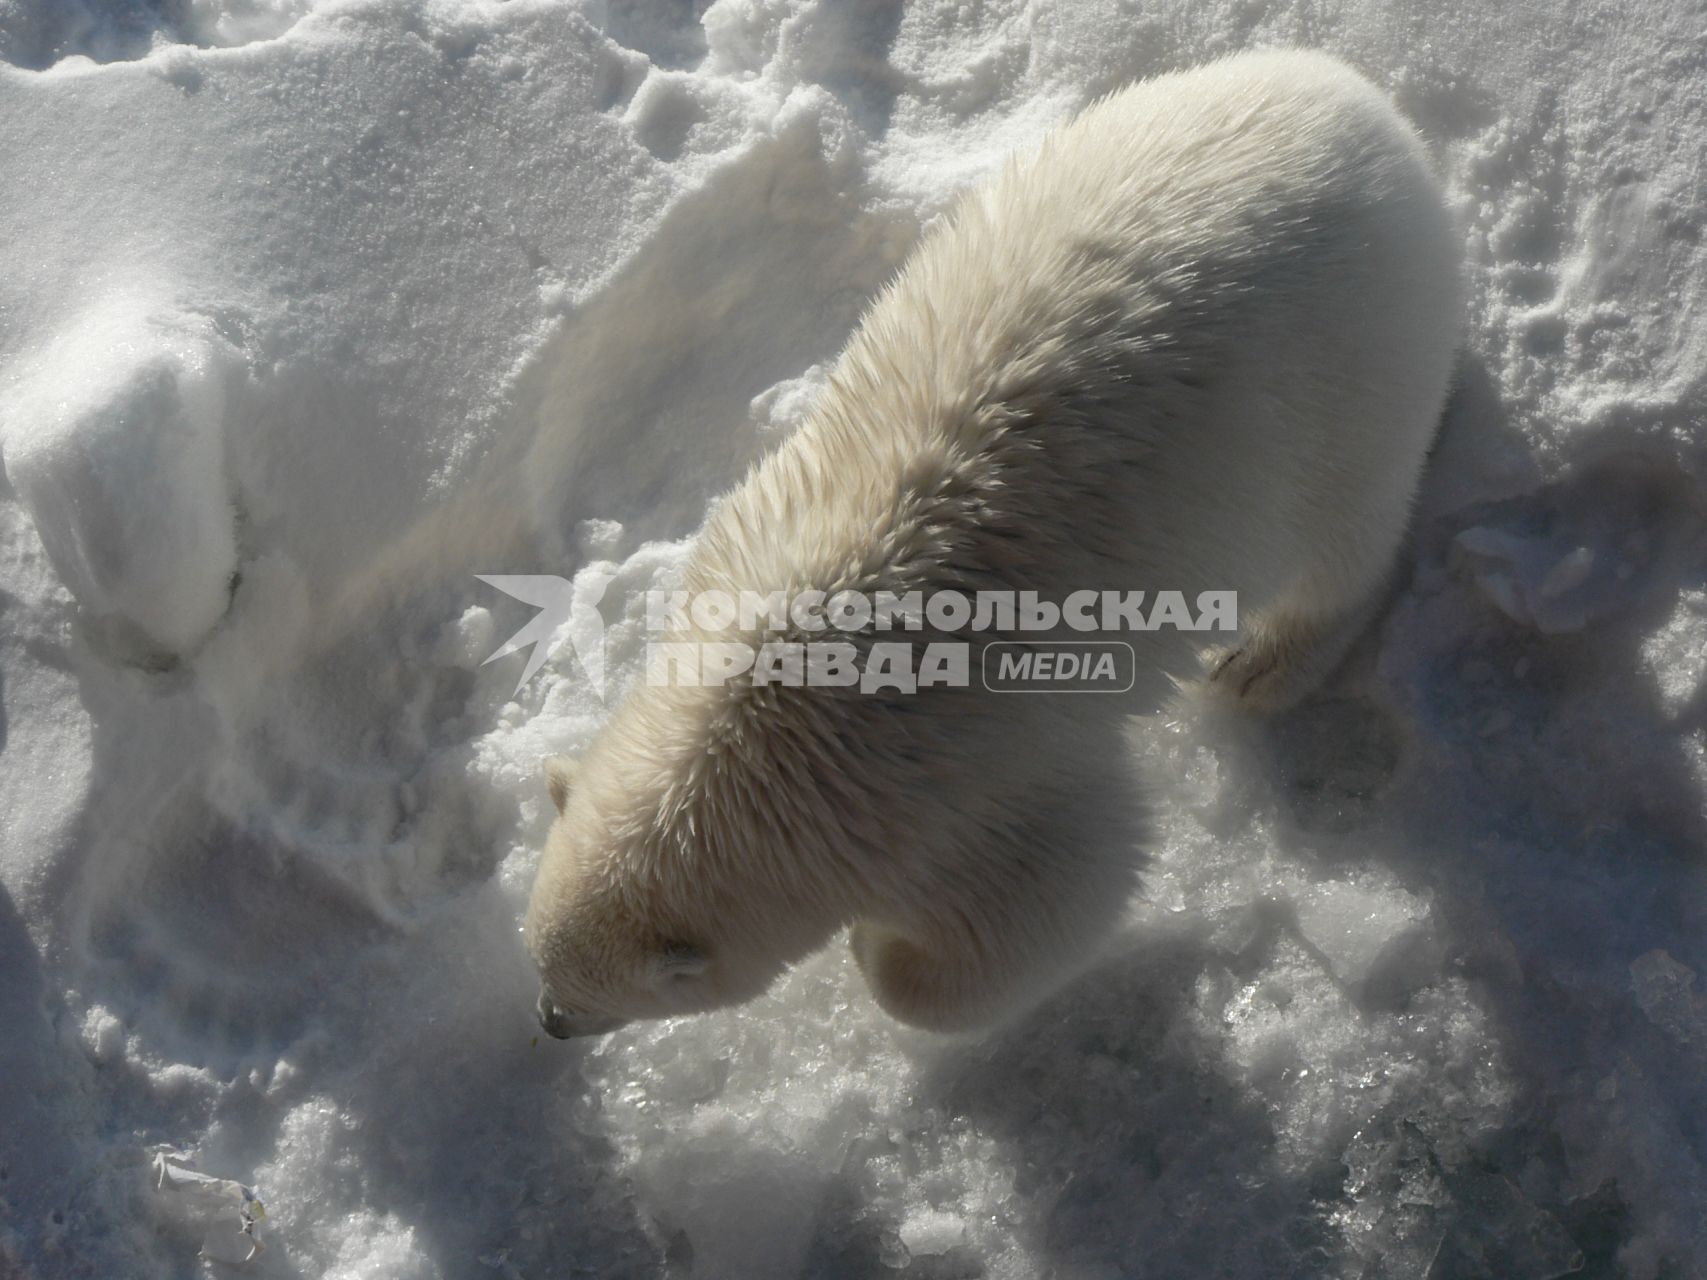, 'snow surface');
2,1,1706,1277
